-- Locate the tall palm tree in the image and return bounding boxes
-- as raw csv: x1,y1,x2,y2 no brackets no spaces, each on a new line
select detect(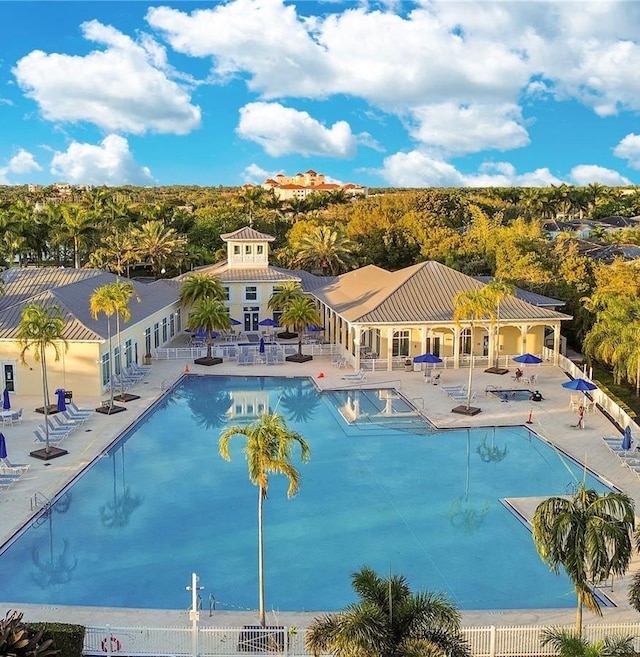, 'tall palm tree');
305,566,470,657
540,627,636,657
293,225,357,275
279,296,322,362
56,203,99,268
483,279,515,372
17,303,68,456
219,413,310,627
532,484,635,636
179,273,225,306
452,289,495,412
268,282,304,337
111,281,139,400
187,297,231,366
90,284,121,412
131,220,186,278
